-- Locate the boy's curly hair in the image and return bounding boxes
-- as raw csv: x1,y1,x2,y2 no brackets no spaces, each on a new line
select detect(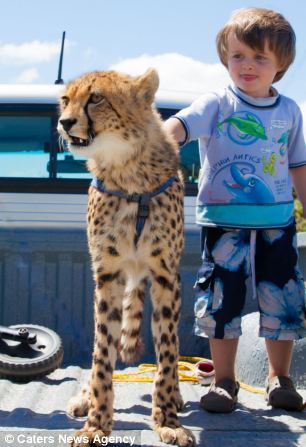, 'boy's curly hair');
216,8,296,82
